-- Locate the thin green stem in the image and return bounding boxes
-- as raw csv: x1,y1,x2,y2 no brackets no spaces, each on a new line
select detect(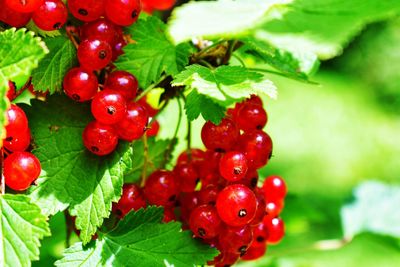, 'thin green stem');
248,68,319,84
199,59,214,69
232,54,246,67
162,97,183,167
186,118,192,161
135,75,167,102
